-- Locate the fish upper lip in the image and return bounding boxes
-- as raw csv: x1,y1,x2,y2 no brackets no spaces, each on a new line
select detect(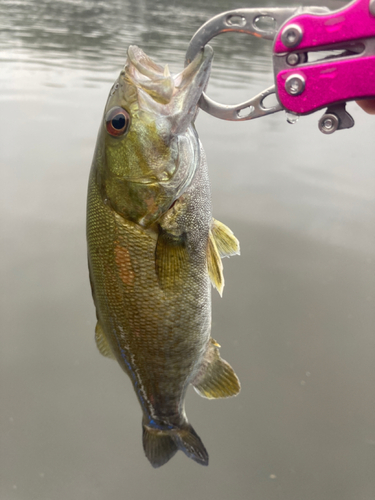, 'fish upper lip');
125,45,213,100
127,45,166,79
